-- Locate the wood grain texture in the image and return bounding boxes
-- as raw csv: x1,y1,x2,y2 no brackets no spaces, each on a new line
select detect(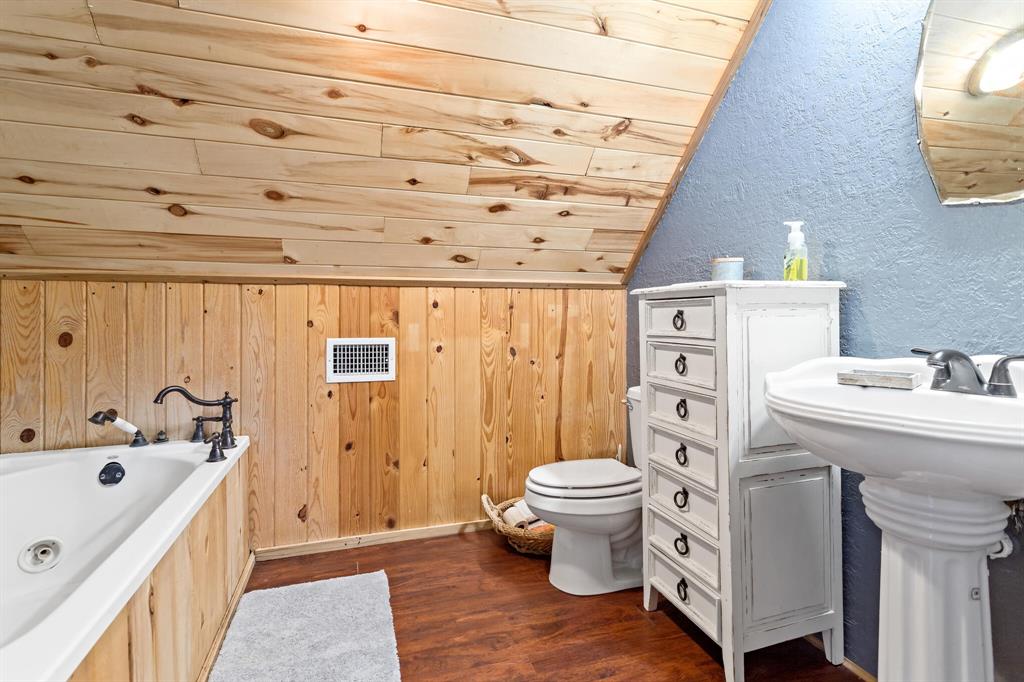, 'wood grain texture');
428,0,749,58
43,281,86,449
0,30,694,153
273,285,308,546
306,284,340,541
0,0,768,287
248,531,860,682
2,281,624,555
0,280,44,452
240,285,276,550
84,282,126,446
